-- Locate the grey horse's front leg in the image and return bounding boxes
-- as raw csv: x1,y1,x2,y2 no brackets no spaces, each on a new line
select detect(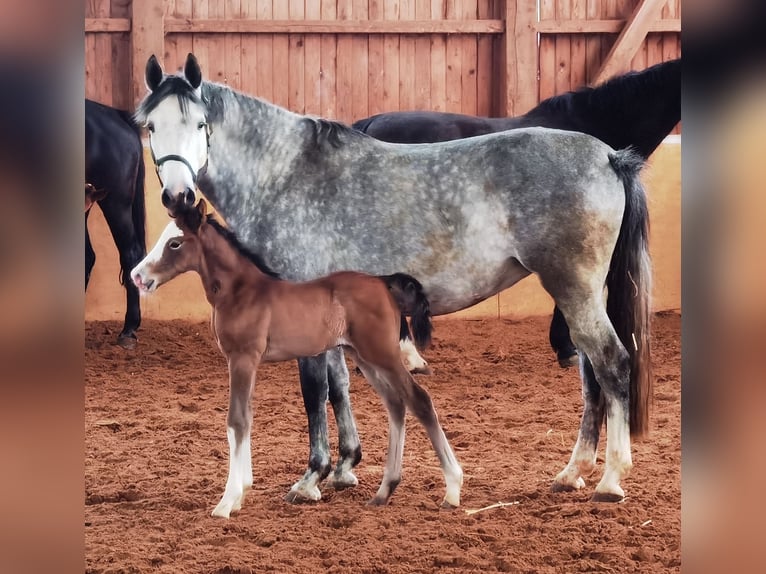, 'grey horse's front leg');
285,354,332,503
324,347,362,489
